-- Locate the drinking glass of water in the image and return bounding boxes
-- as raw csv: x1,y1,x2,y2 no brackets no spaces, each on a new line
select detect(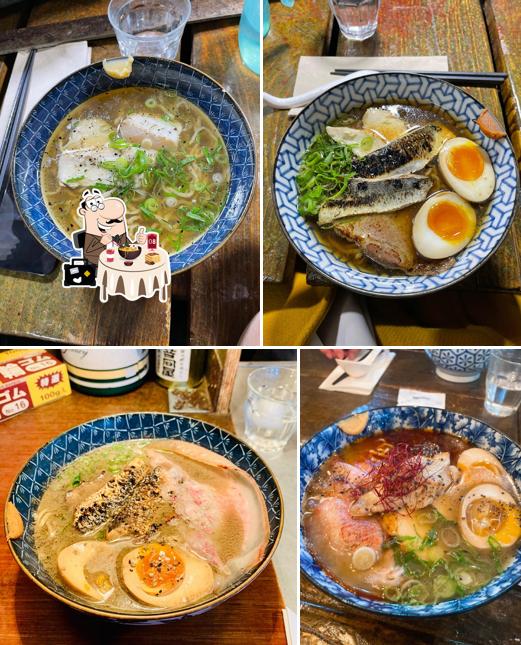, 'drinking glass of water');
328,0,380,41
108,0,191,59
485,350,521,417
244,366,296,454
